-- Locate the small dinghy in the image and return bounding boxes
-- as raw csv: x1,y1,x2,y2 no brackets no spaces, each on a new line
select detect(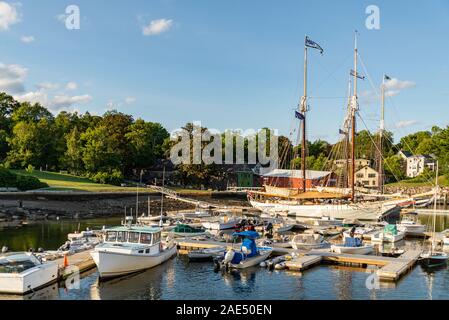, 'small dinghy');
169,224,207,238
188,247,226,261
290,233,327,250
331,236,374,255
214,231,272,270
